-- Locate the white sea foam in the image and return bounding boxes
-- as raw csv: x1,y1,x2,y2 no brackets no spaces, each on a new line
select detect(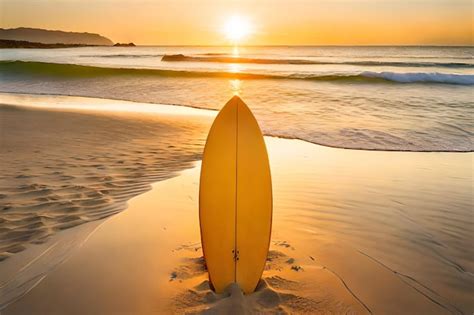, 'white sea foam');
361,71,474,85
